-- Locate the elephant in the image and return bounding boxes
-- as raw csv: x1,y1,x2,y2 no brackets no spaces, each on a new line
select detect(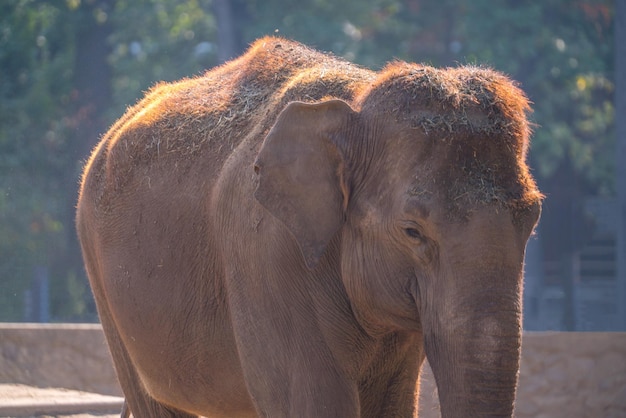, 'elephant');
76,37,542,418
